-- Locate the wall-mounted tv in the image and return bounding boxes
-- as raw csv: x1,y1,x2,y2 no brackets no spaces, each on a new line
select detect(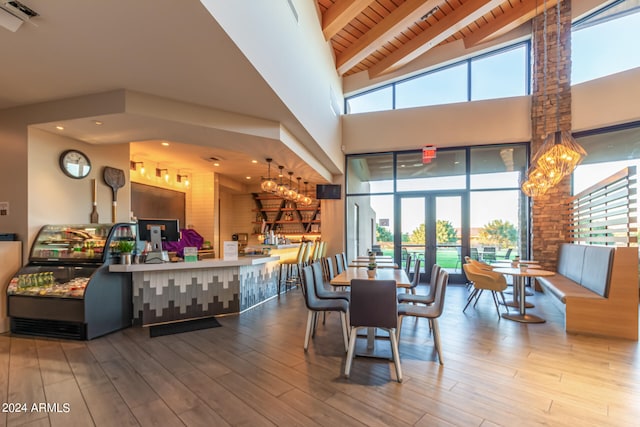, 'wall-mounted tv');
316,184,341,200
